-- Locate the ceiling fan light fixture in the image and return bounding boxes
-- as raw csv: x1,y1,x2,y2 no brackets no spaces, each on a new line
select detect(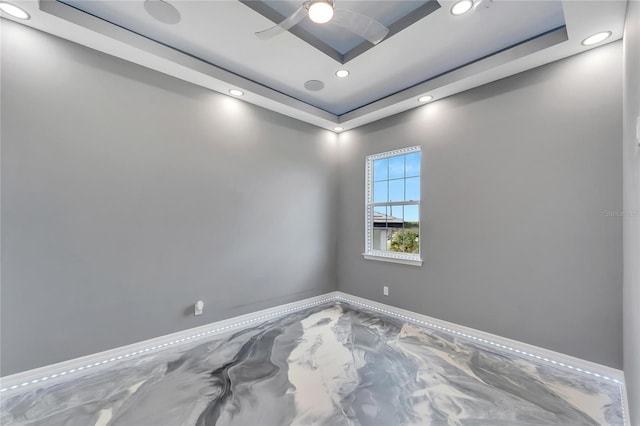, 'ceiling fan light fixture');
451,0,473,15
308,0,334,24
581,31,612,46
